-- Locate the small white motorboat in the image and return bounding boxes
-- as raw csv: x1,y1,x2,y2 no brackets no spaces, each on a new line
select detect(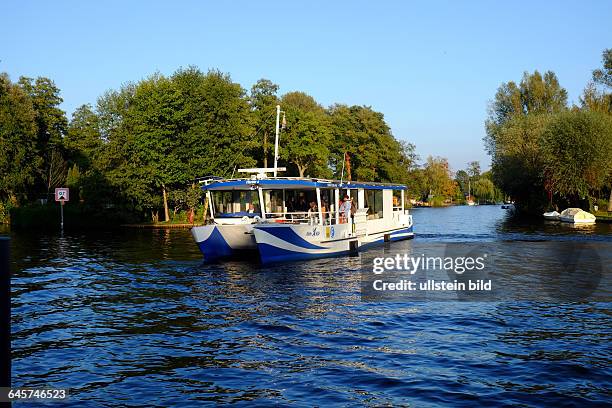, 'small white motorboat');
558,208,596,224
543,211,560,220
